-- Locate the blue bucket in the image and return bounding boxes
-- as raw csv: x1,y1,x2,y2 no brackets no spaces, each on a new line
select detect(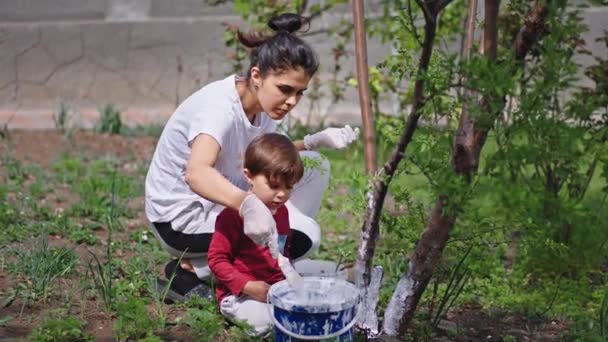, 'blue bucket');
268,277,360,341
